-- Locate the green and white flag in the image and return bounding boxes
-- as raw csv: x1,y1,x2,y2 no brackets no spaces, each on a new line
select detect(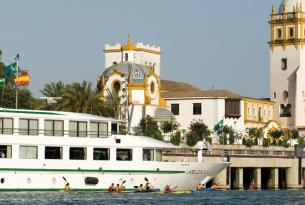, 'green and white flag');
0,78,5,87
213,119,224,132
4,62,17,76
